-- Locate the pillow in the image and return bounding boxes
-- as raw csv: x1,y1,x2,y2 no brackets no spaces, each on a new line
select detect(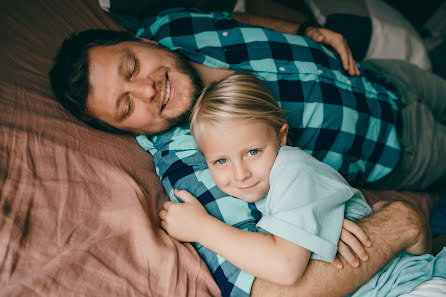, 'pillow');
305,0,432,70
